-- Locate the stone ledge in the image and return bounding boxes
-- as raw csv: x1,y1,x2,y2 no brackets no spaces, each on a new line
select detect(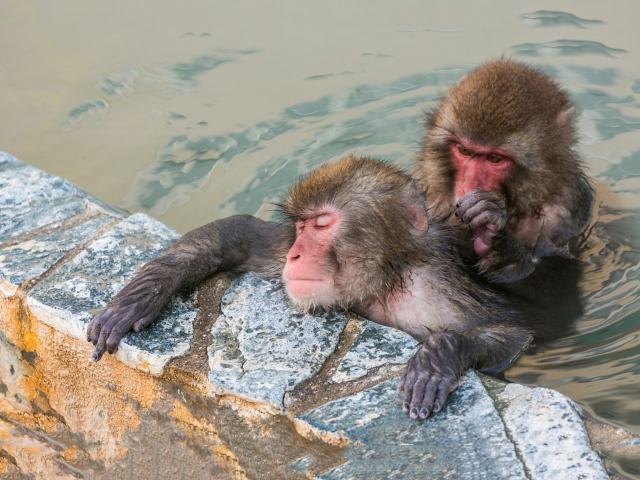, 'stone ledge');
0,152,615,479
